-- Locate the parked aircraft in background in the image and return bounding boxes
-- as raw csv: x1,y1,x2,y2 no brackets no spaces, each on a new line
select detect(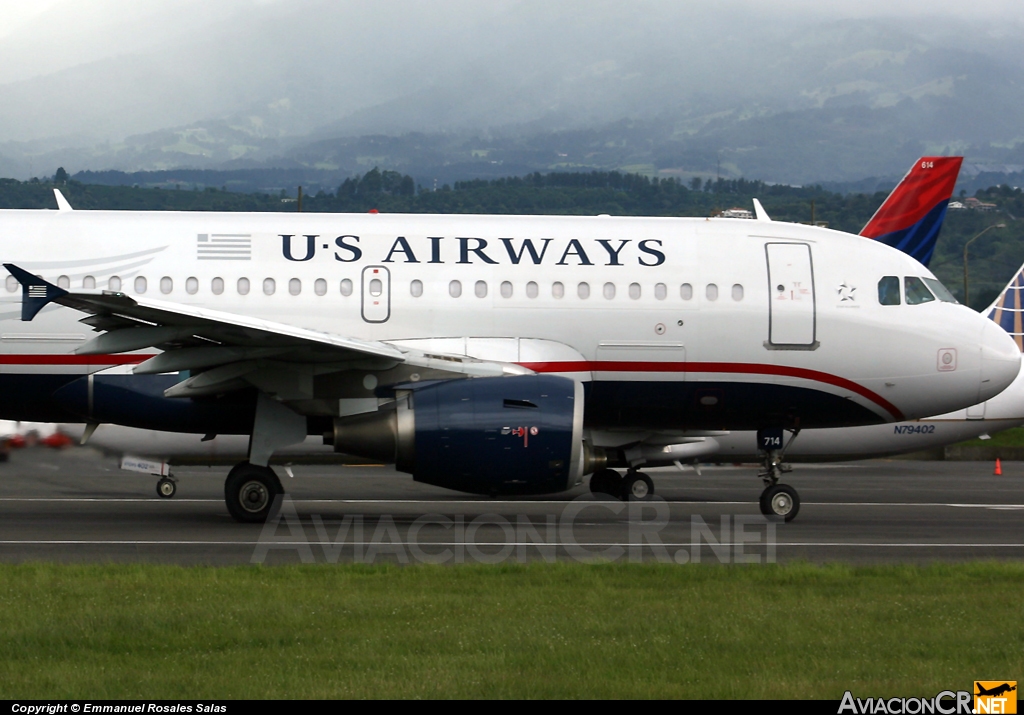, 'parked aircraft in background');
859,156,963,266
2,172,1017,523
